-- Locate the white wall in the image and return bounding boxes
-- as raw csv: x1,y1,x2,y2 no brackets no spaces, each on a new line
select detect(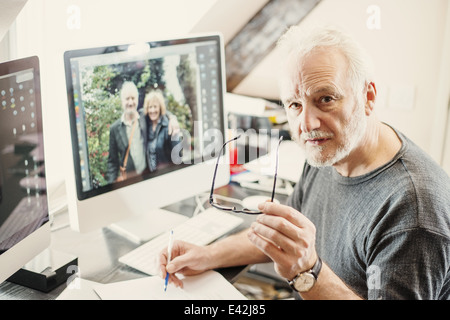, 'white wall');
12,0,218,192
234,0,450,167
10,0,450,188
443,111,450,174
